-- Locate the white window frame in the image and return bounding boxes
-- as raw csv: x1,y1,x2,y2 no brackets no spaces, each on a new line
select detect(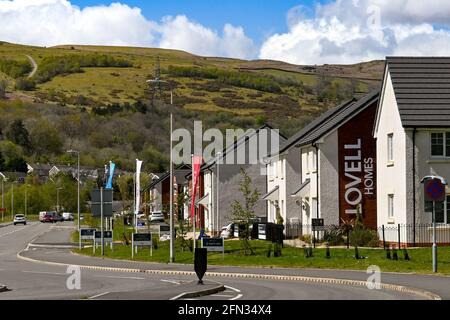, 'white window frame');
311,149,317,173
425,196,450,225
387,133,394,165
430,131,450,158
388,194,394,220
